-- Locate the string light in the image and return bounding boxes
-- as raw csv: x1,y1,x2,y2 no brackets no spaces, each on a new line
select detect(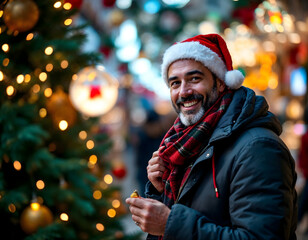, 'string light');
44,46,53,55
44,88,52,97
59,120,68,131
8,204,16,213
0,71,4,81
46,63,54,72
13,161,22,171
79,131,87,140
36,180,45,190
3,58,9,66
96,223,105,232
39,72,47,82
54,1,62,8
16,74,24,84
6,85,15,96
86,140,95,149
31,202,40,211
24,74,31,83
107,208,116,218
63,3,72,10
60,60,69,69
93,190,102,200
32,84,40,93
2,43,9,52
104,174,113,184
0,10,3,18
89,155,97,165
60,213,69,221
39,108,47,118
64,19,73,26
112,199,121,208
26,33,34,41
